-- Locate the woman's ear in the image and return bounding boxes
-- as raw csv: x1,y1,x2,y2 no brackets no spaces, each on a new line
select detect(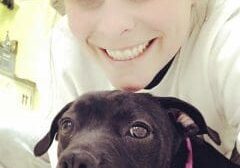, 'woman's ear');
155,97,221,145
33,102,73,156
